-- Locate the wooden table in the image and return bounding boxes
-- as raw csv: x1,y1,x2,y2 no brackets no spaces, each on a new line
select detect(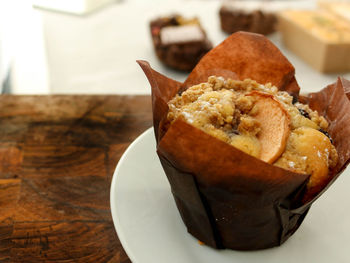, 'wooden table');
0,95,152,262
